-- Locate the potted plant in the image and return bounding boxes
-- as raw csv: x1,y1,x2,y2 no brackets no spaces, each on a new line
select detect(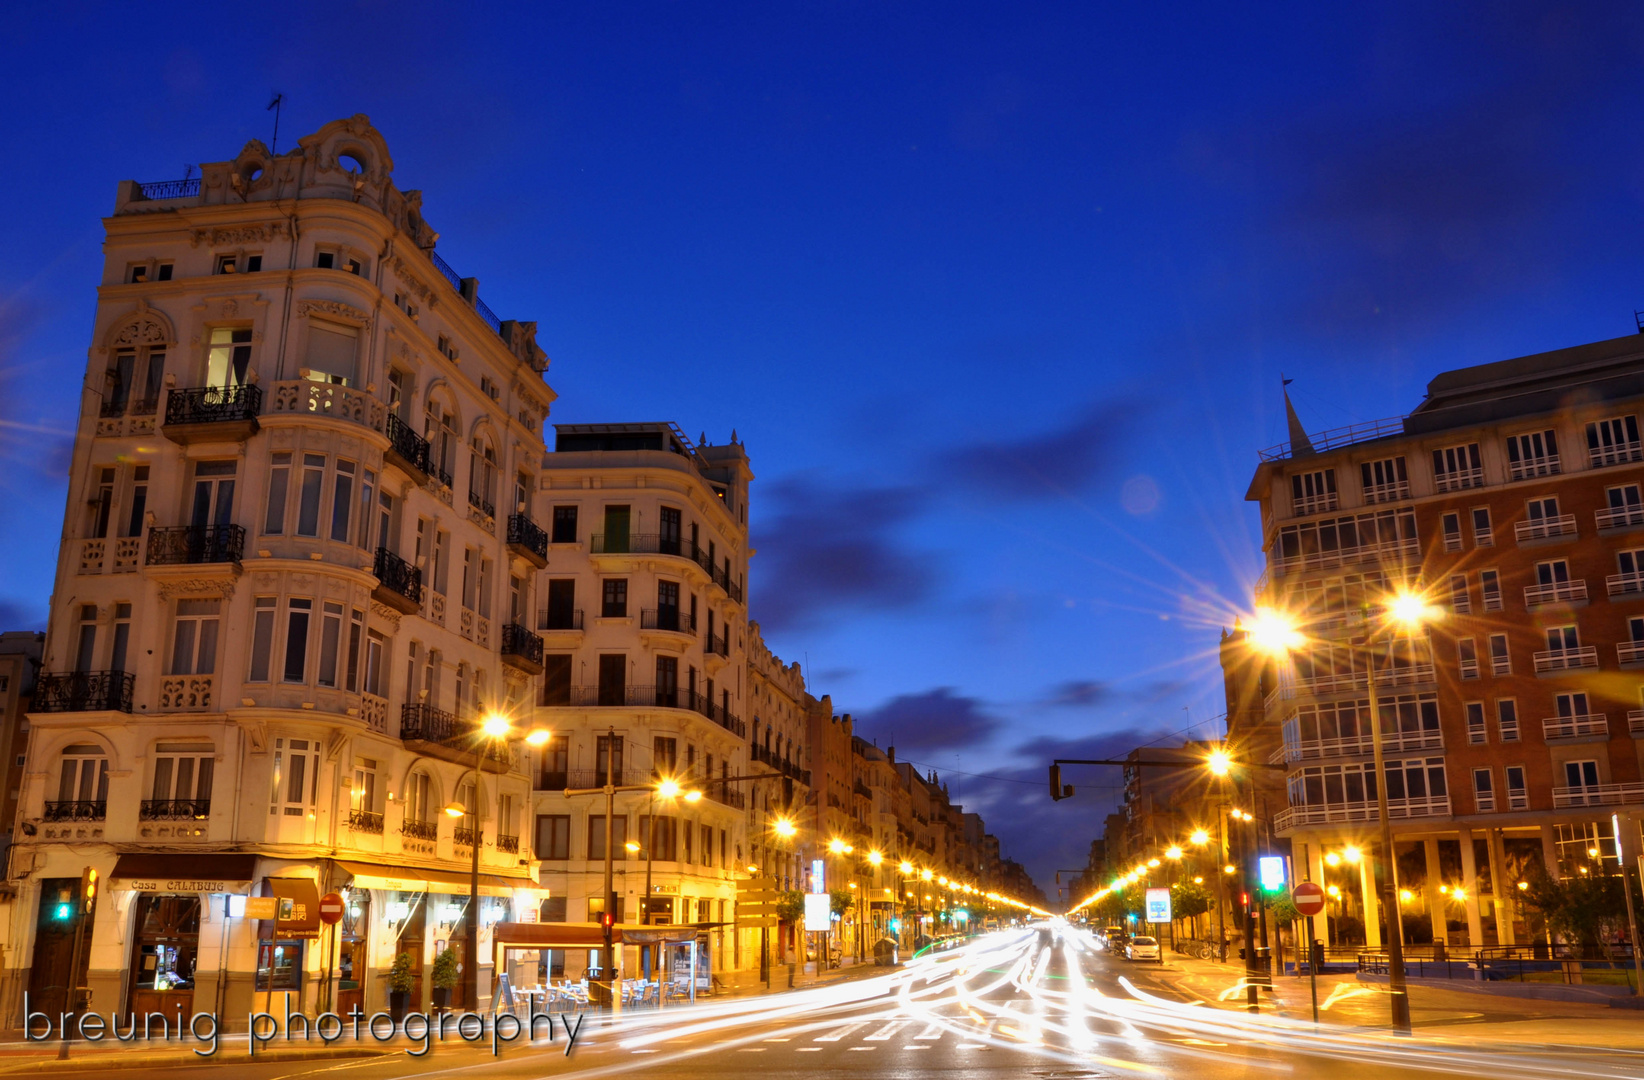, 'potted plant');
387,951,416,1020
430,944,460,1012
